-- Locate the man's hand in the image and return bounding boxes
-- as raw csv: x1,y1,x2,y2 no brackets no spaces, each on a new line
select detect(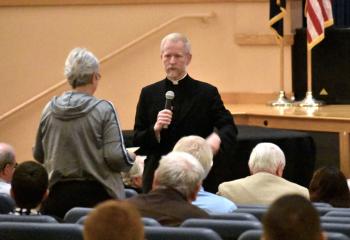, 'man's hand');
206,132,221,155
154,109,173,133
